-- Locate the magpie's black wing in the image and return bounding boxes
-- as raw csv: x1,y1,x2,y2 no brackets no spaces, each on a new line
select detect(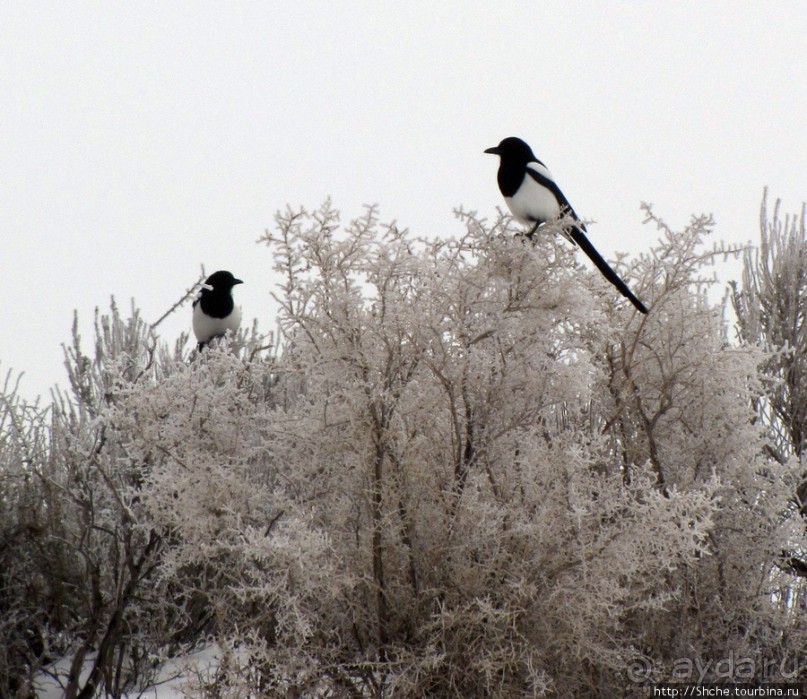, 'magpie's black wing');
525,167,649,314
